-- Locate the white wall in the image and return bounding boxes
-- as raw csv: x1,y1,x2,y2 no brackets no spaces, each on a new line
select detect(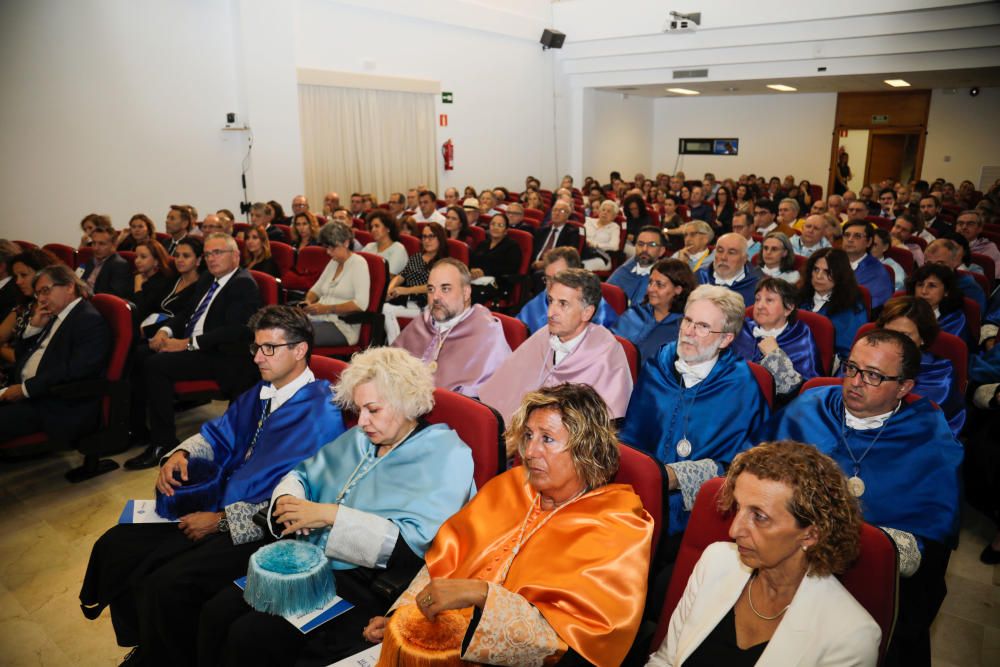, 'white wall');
582,90,653,179
924,87,1000,187
651,93,836,186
